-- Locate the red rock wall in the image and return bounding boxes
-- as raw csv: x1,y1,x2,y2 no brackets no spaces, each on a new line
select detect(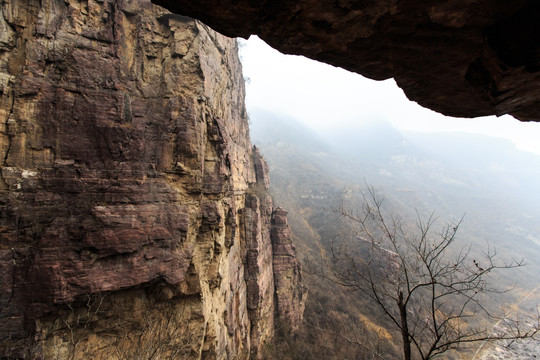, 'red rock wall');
271,207,306,332
0,0,304,358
